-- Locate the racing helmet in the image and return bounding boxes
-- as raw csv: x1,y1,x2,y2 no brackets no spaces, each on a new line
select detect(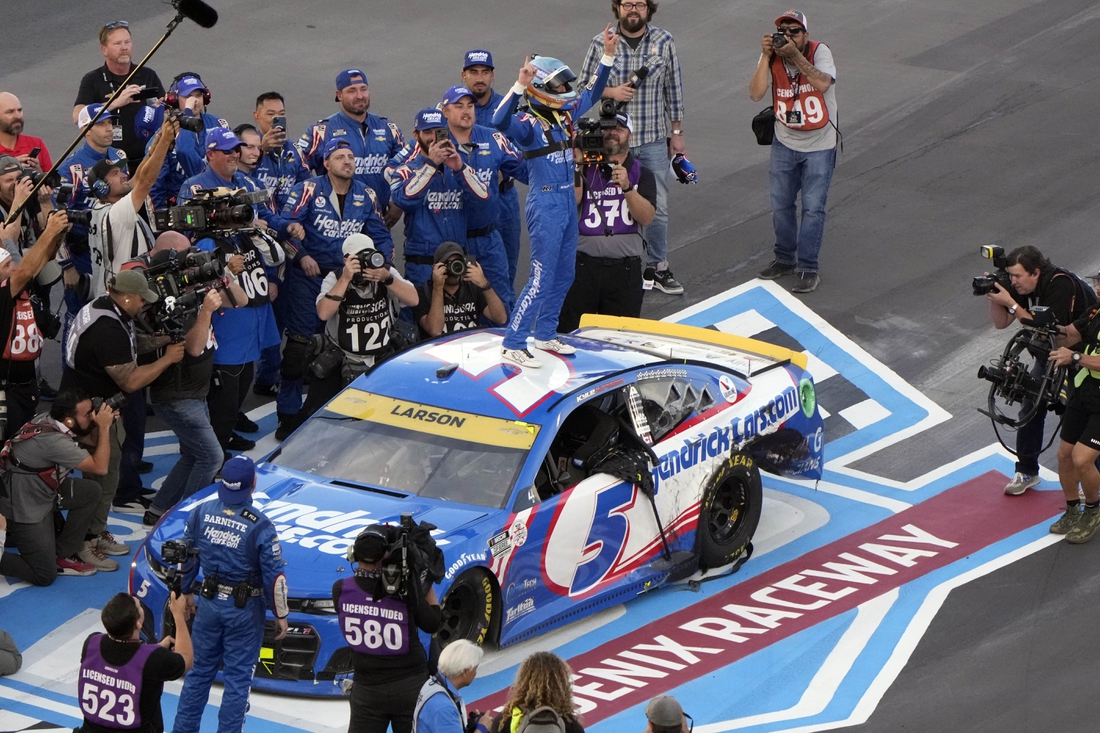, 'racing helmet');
671,153,698,184
526,56,579,111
